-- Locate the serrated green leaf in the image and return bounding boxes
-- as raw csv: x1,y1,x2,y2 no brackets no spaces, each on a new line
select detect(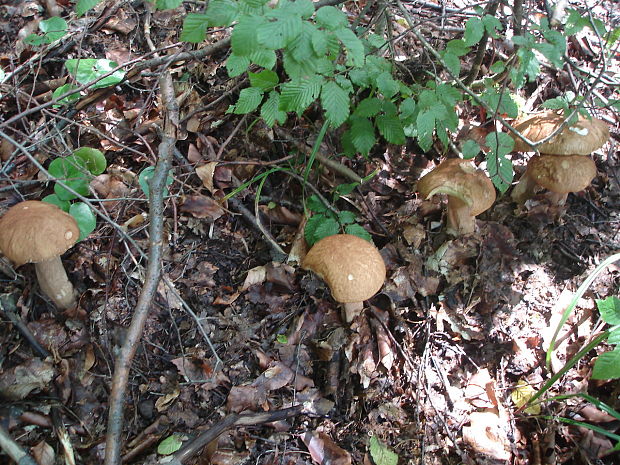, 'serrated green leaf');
315,6,348,30
282,0,315,19
311,26,328,56
334,76,353,94
482,15,502,38
485,132,513,193
304,214,324,245
249,49,277,69
260,91,287,127
249,70,279,91
345,223,372,242
335,182,357,195
282,50,331,80
335,27,365,67
156,0,183,9
592,347,620,380
480,89,518,118
354,97,382,117
369,437,398,465
231,15,265,56
257,11,302,49
446,39,469,56
206,0,238,26
70,202,96,241
416,111,435,152
461,139,480,159
313,217,340,242
181,13,210,42
597,297,620,325
442,52,461,77
376,72,399,98
157,434,184,455
75,0,104,16
289,22,317,62
306,195,327,213
349,117,376,156
609,328,620,345
541,97,569,111
349,68,371,88
399,98,417,122
227,53,251,77
280,75,323,114
376,114,405,145
337,210,356,224
463,17,484,46
65,59,125,90
321,81,349,127
231,87,264,114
